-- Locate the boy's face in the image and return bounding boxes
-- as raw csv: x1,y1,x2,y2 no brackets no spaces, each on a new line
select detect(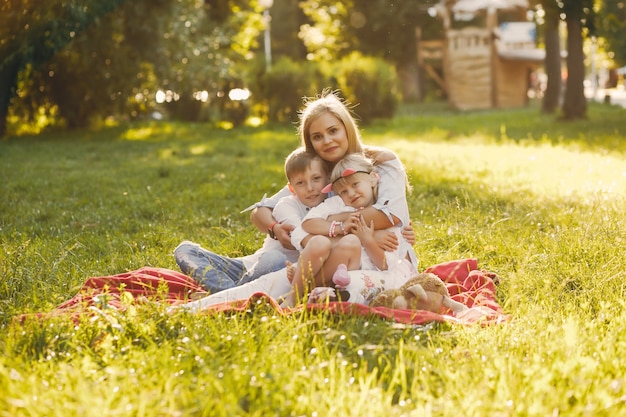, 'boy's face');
333,172,377,209
288,159,329,208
